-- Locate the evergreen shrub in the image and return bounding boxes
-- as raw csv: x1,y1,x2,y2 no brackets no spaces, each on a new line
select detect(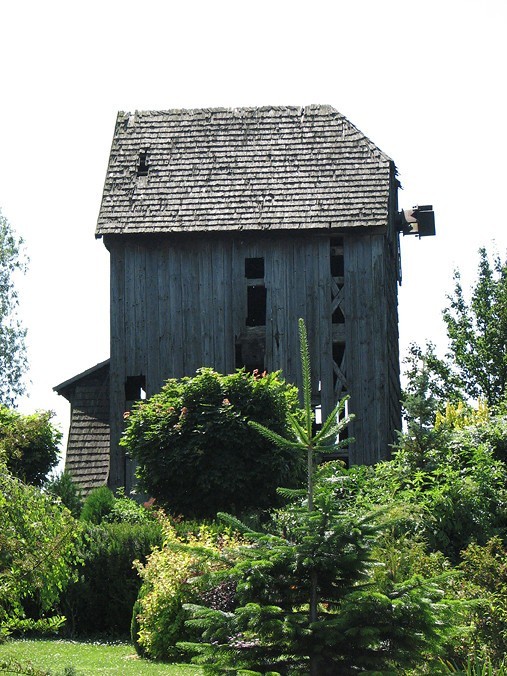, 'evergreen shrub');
58,521,162,637
121,368,305,518
79,486,115,524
